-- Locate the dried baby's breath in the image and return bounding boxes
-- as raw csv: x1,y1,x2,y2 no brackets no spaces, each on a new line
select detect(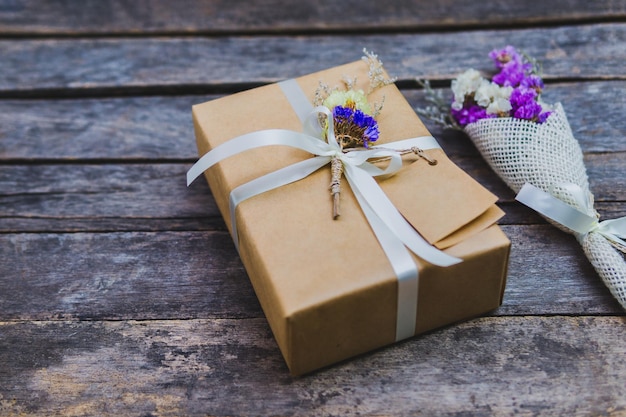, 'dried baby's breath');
362,48,397,93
